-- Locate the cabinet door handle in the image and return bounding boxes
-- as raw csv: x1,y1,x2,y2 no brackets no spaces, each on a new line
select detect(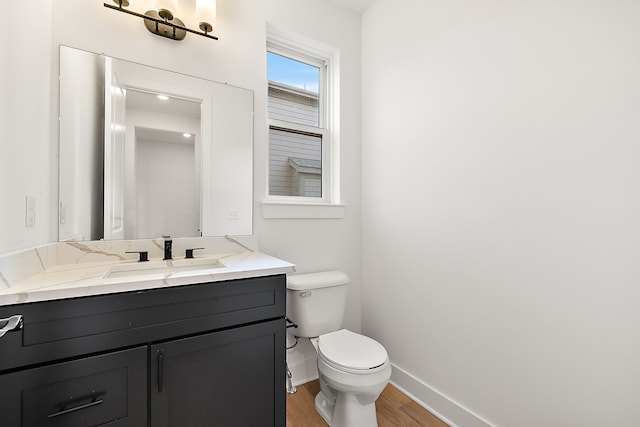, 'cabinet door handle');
48,397,104,418
0,314,23,339
157,350,164,393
